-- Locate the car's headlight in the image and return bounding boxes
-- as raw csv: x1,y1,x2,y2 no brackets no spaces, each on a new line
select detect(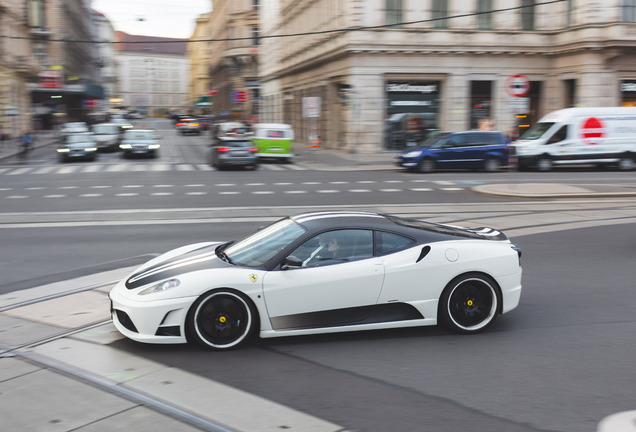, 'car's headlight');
402,150,423,158
120,144,132,149
56,148,70,153
138,278,180,296
86,147,97,152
